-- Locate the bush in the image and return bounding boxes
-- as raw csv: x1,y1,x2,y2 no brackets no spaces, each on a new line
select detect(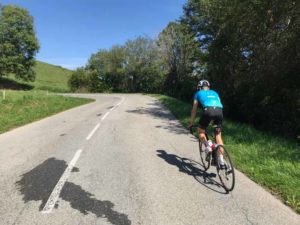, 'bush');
68,68,89,92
